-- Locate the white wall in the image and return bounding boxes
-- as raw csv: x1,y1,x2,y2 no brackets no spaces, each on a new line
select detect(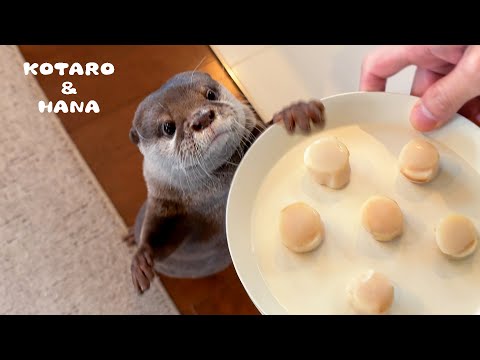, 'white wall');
212,45,416,122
